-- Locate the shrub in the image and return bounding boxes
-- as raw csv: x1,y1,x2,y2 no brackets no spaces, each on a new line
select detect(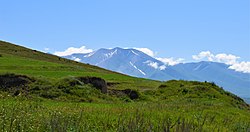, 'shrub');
158,84,167,88
182,89,189,94
210,82,216,86
40,89,62,99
